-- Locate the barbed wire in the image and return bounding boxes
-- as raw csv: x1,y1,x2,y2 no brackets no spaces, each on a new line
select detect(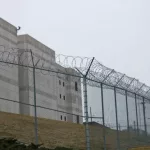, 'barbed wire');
56,55,150,101
0,45,150,101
